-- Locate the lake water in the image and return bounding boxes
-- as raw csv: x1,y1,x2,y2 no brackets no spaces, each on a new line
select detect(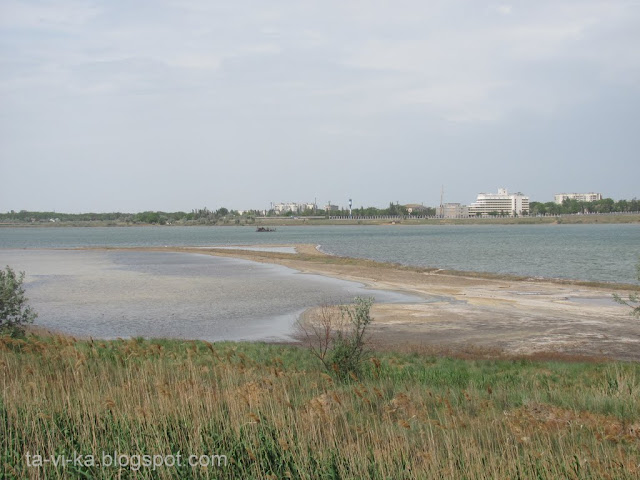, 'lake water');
1,224,637,341
1,224,639,283
0,249,426,341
